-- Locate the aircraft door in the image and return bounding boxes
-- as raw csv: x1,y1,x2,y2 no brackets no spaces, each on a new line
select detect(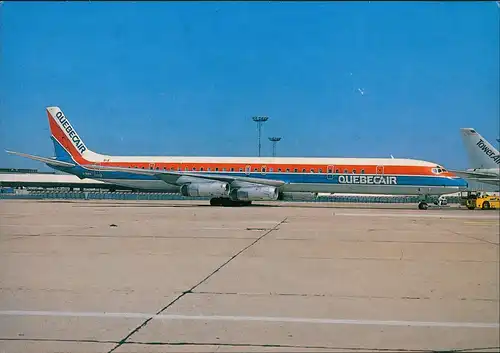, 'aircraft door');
92,162,103,178
245,165,251,176
327,165,334,180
